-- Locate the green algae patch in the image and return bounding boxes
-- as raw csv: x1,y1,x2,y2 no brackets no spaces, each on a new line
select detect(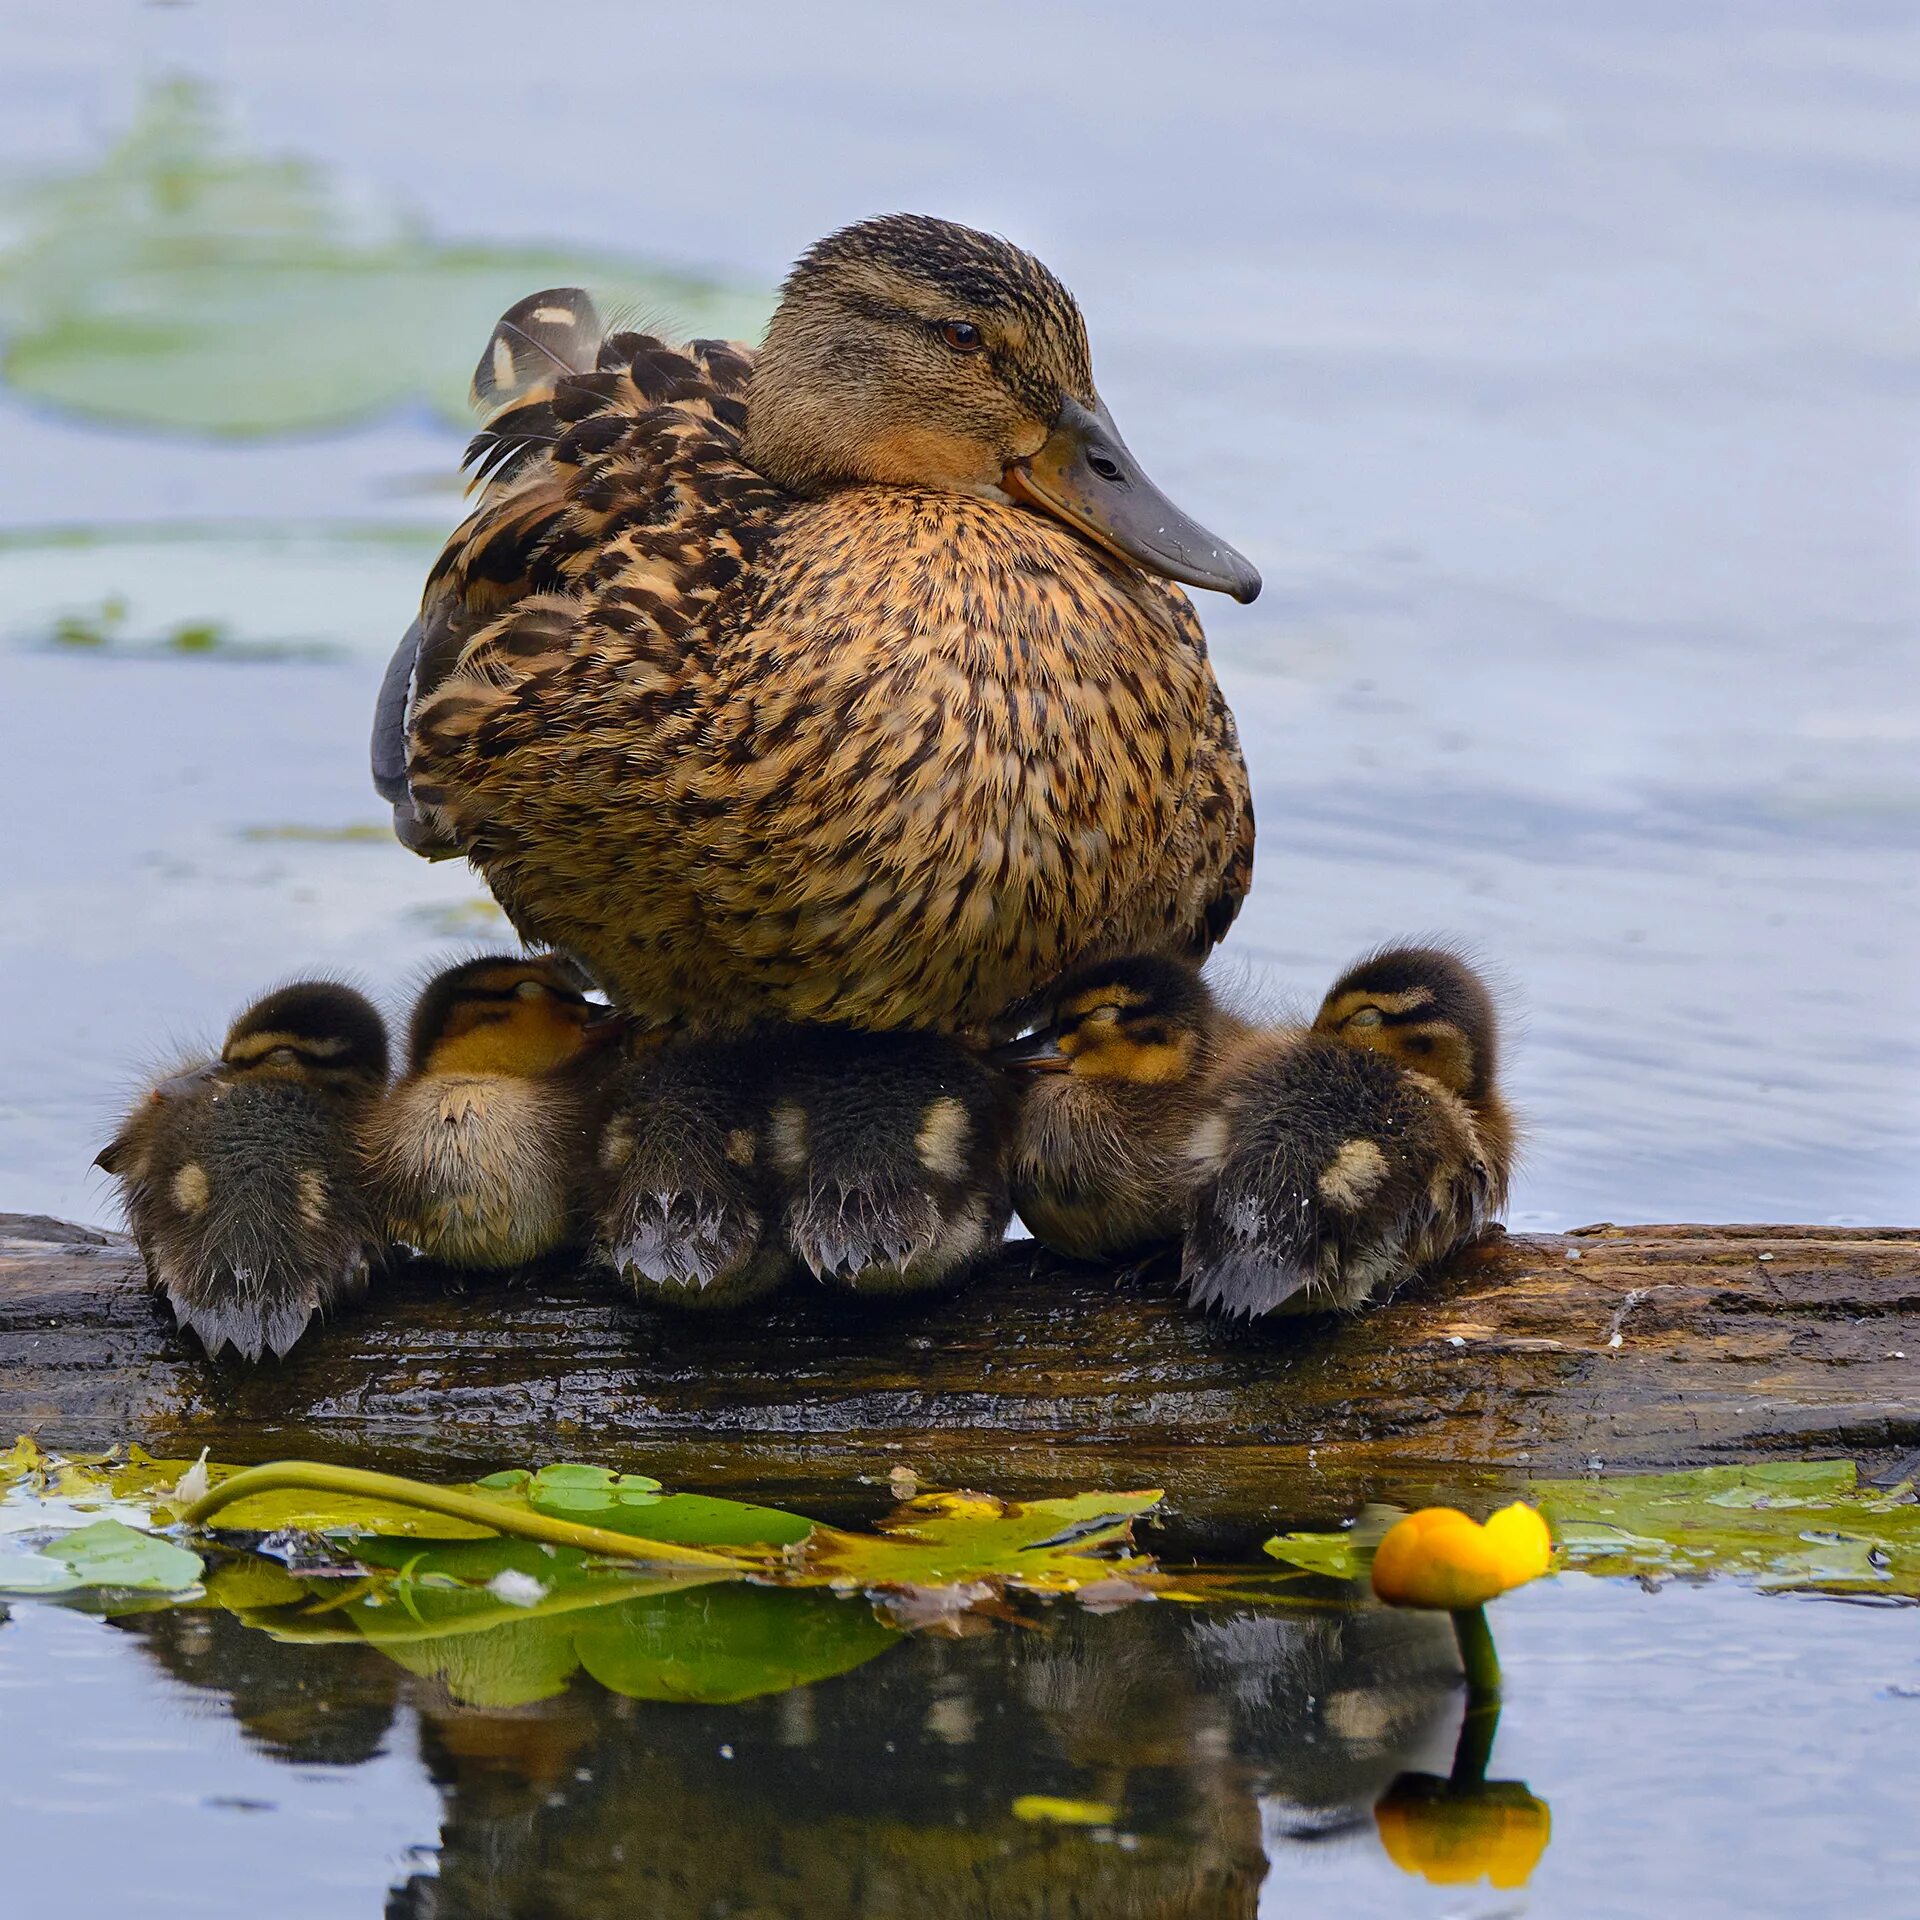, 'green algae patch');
0,80,771,436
